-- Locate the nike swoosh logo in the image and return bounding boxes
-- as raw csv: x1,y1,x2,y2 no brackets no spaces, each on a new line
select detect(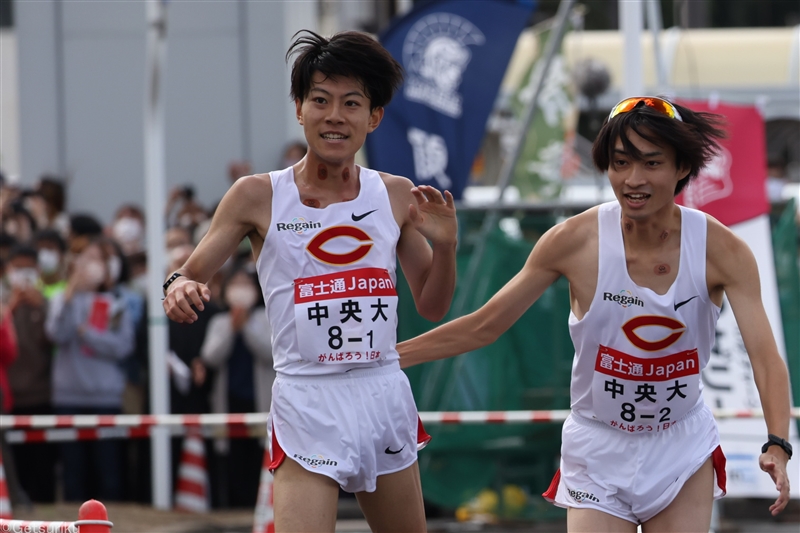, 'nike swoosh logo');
674,295,699,311
352,209,377,221
384,445,405,455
